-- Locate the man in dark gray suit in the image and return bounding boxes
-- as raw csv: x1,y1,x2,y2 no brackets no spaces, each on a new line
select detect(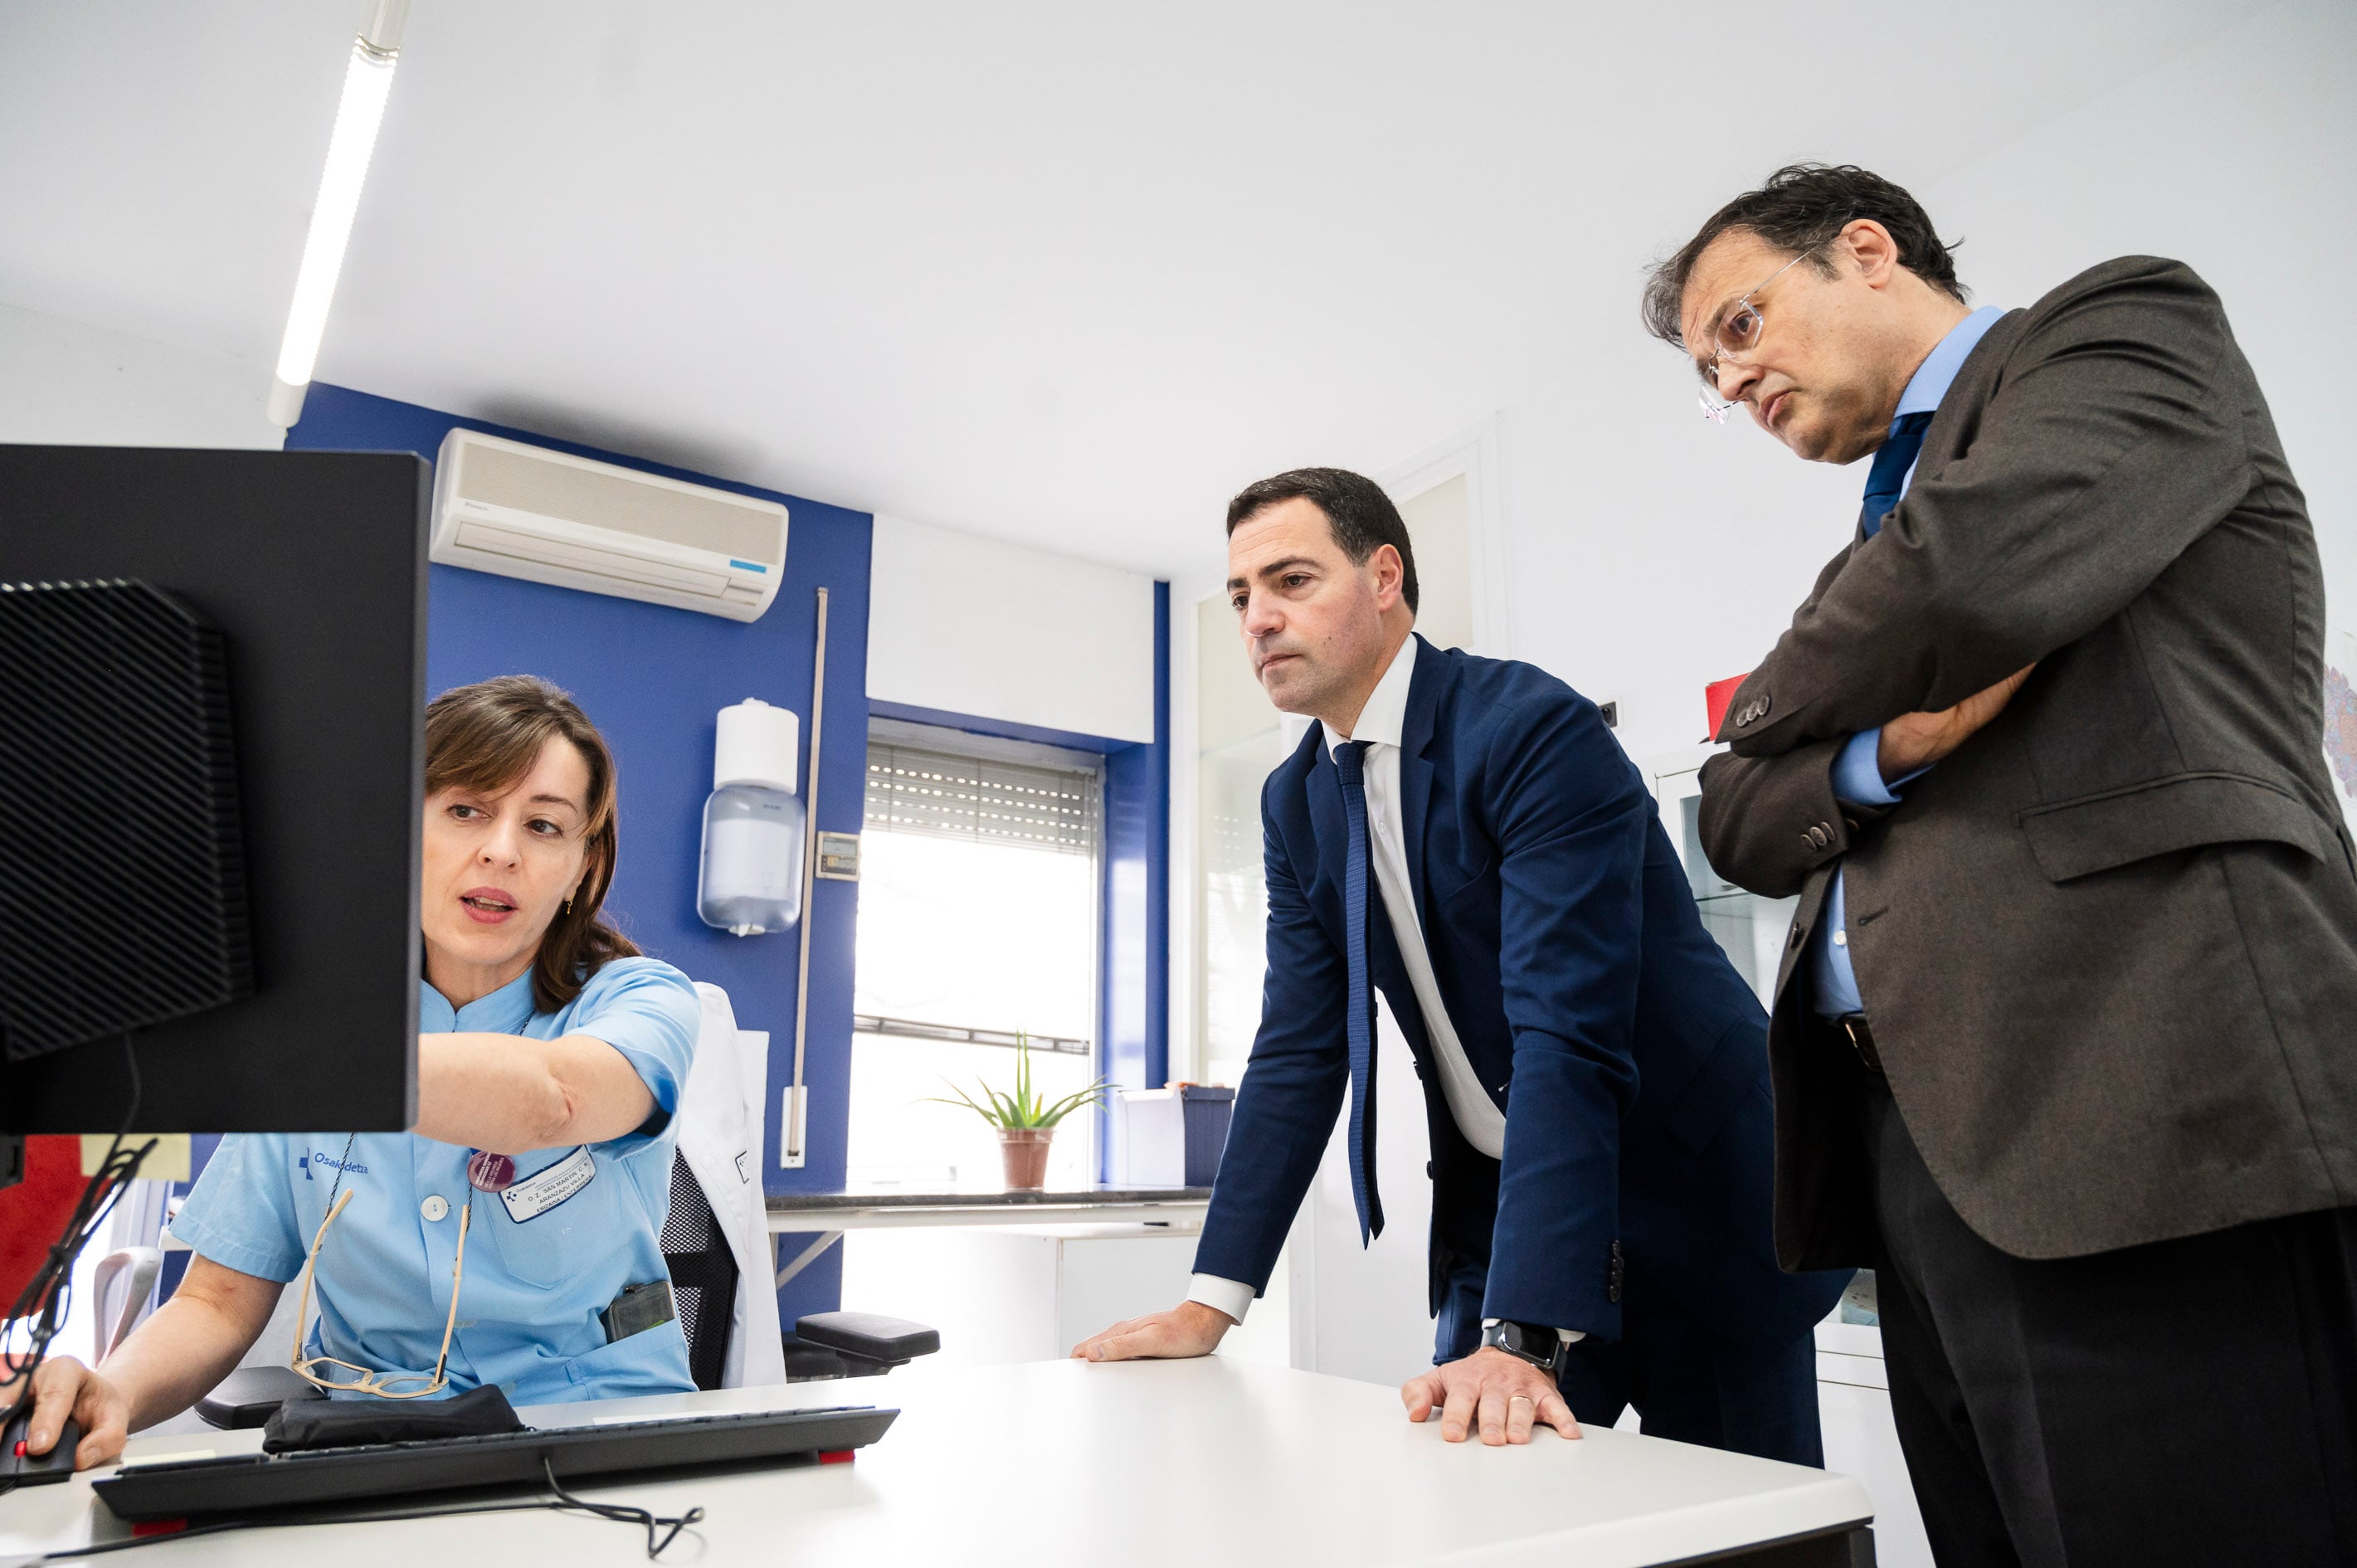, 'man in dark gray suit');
1645,163,2357,1566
